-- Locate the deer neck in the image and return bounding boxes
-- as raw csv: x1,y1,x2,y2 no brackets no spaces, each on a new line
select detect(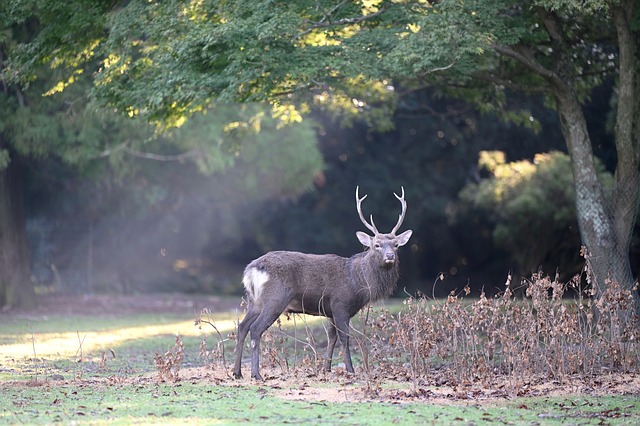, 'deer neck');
351,251,400,303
